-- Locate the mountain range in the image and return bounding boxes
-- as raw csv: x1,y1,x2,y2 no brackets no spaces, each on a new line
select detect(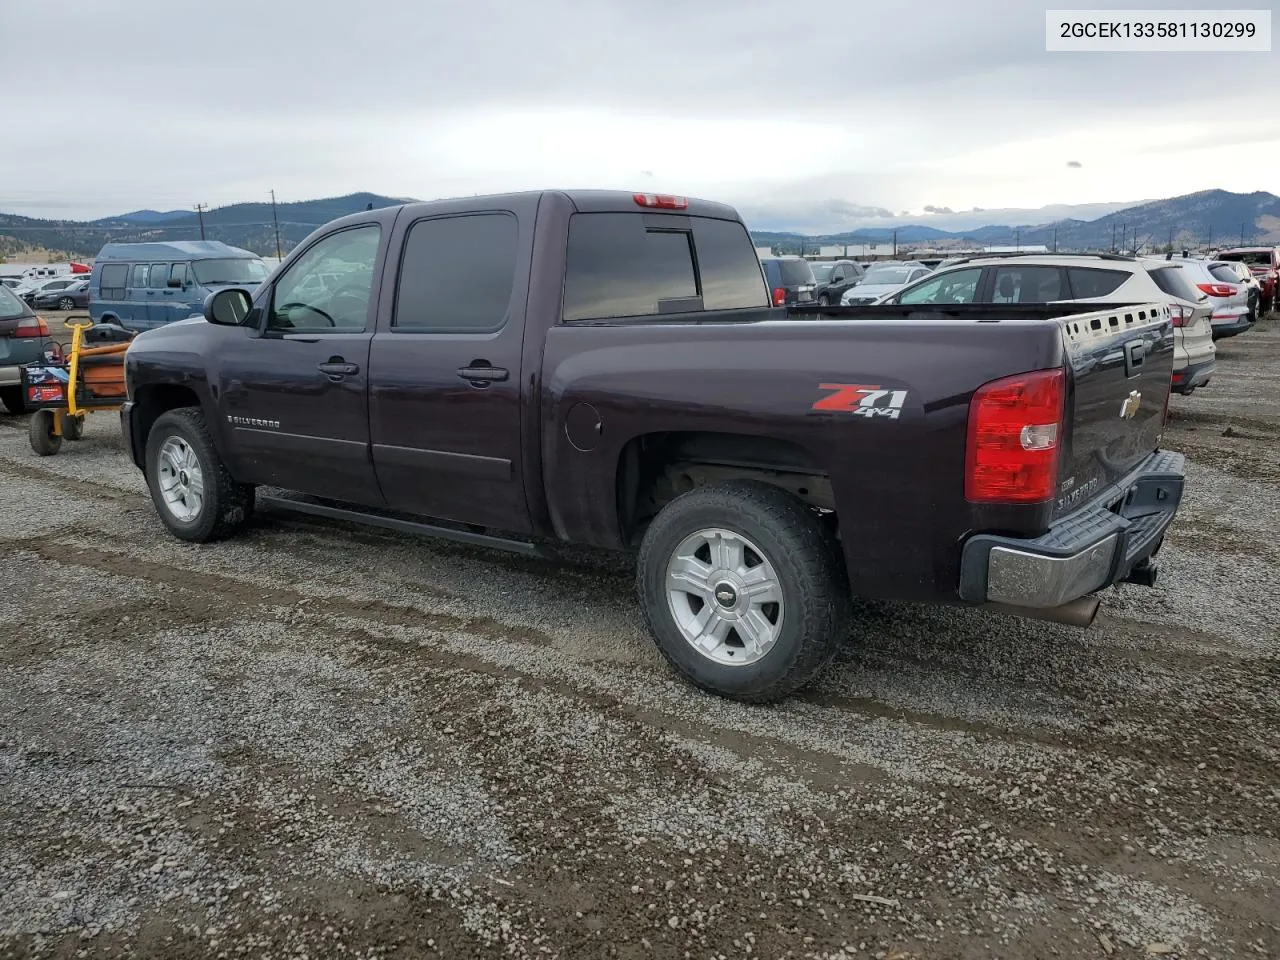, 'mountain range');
1,189,1276,261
